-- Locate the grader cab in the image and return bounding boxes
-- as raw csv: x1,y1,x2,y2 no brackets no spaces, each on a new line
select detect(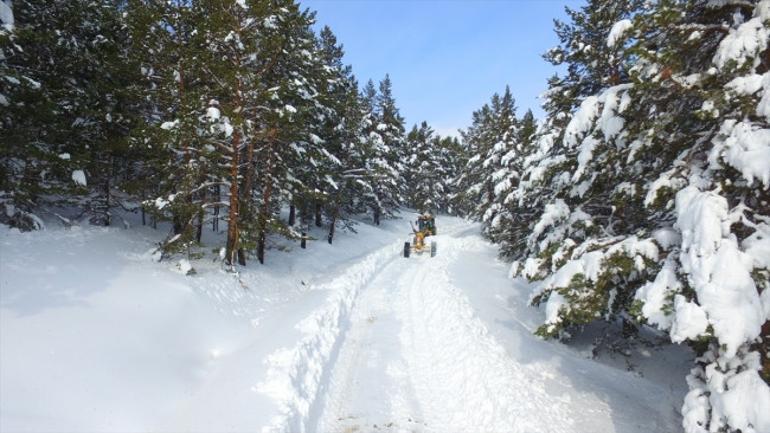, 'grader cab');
404,213,437,258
